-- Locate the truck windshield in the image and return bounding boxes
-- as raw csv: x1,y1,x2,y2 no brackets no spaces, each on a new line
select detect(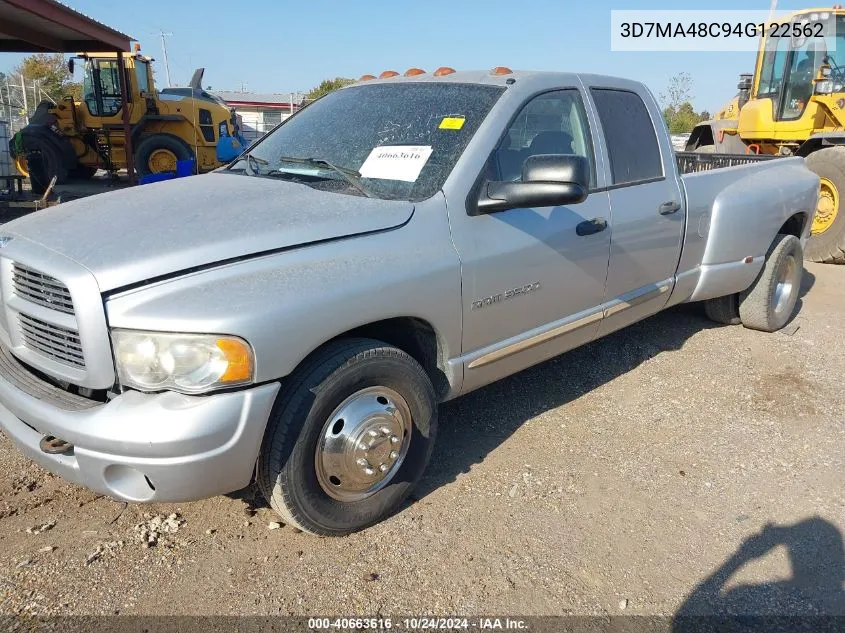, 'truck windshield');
229,82,504,201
